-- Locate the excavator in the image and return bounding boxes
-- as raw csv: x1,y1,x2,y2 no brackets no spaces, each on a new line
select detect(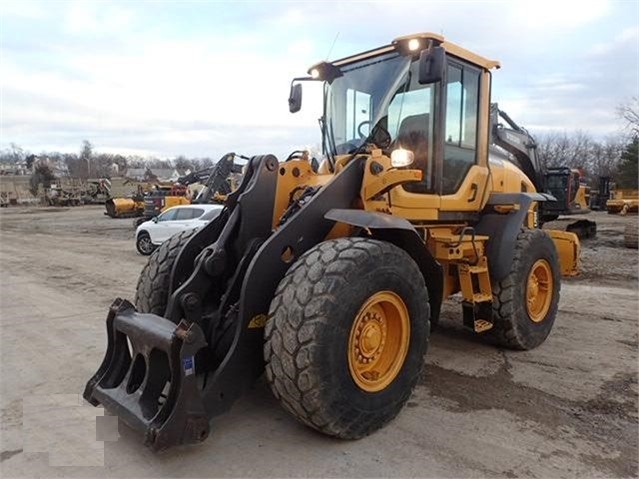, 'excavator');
490,106,596,238
174,152,246,205
84,33,580,451
126,156,245,226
